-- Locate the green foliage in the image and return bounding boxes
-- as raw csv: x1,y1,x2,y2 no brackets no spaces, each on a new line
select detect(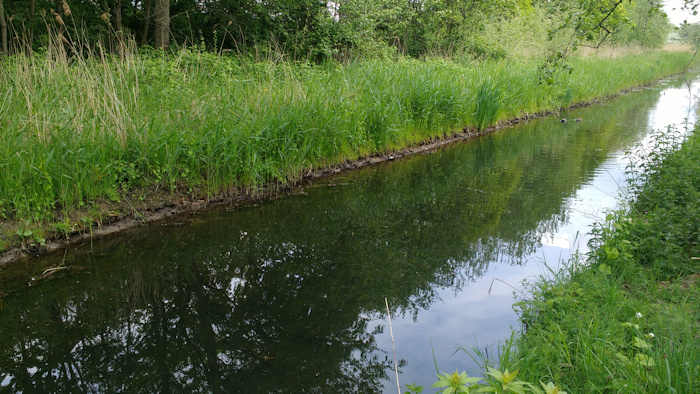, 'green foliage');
431,370,482,393
538,0,635,45
474,80,503,131
539,381,567,394
675,22,700,45
503,122,700,392
406,367,562,394
481,368,531,393
612,0,671,48
591,126,700,277
0,47,692,233
0,0,674,61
